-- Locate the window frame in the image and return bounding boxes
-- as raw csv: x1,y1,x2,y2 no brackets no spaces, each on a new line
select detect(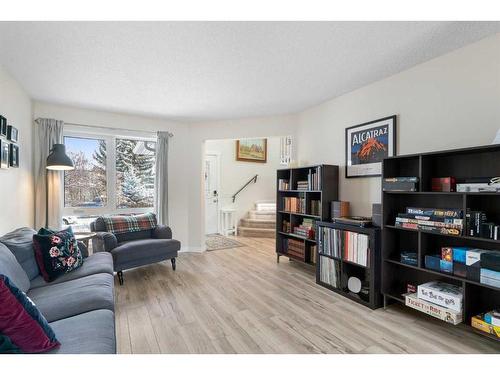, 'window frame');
62,126,156,218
